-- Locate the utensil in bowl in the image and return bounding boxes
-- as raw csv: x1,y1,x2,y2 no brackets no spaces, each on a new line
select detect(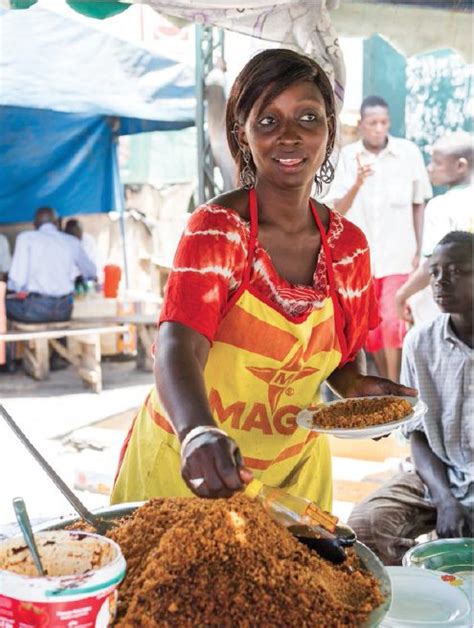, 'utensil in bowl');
0,404,115,536
12,497,45,576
